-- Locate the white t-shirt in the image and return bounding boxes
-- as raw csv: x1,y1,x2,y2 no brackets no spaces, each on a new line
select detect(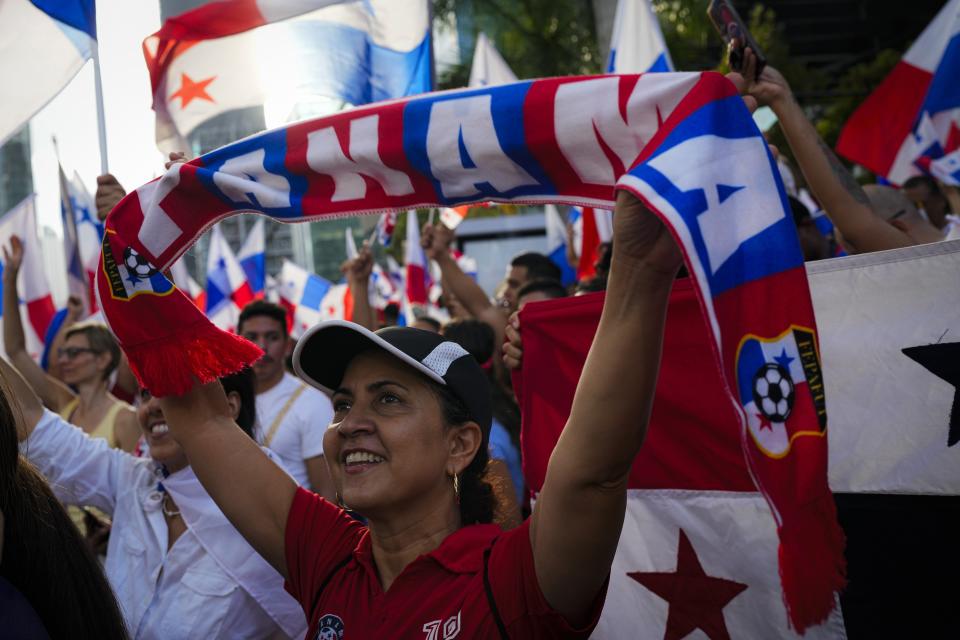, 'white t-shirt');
256,372,333,487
